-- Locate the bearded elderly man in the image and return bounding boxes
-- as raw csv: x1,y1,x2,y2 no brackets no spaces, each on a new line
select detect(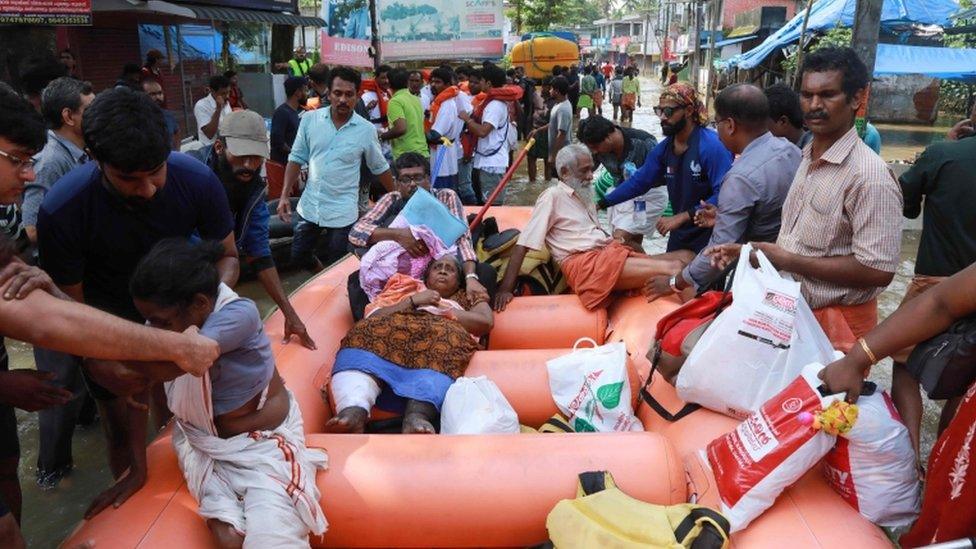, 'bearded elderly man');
494,144,681,311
